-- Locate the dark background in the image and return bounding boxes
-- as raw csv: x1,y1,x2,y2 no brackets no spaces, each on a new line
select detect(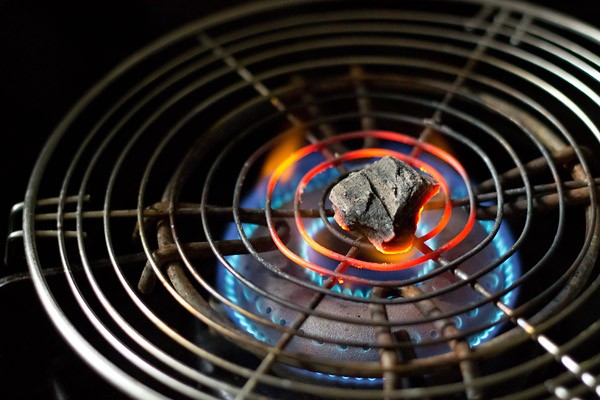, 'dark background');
0,1,598,398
